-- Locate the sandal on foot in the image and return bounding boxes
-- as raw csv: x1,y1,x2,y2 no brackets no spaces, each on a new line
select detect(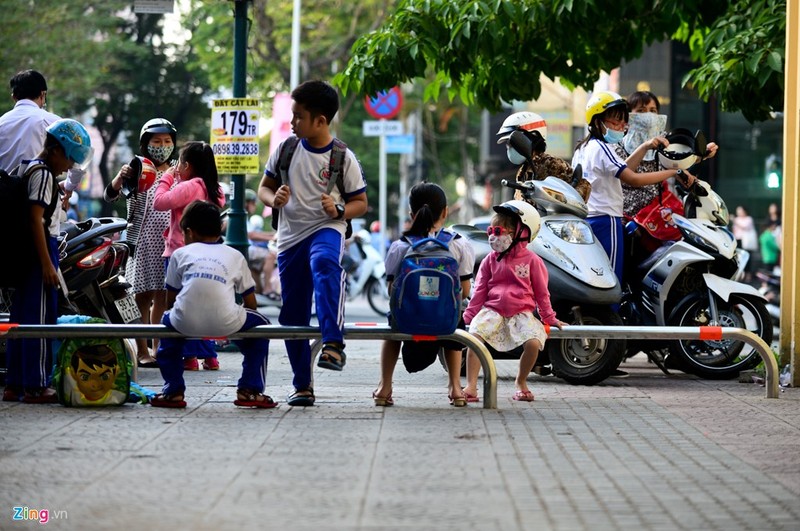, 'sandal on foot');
22,388,57,404
138,355,159,368
372,390,394,407
512,390,535,402
462,389,479,403
150,392,187,408
318,343,346,371
449,393,467,407
234,389,278,409
287,388,315,407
